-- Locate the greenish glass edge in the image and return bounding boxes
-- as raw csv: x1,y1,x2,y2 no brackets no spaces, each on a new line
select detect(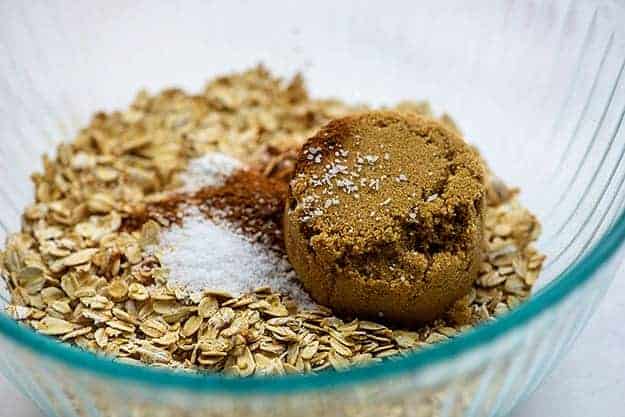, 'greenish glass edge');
0,210,623,395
